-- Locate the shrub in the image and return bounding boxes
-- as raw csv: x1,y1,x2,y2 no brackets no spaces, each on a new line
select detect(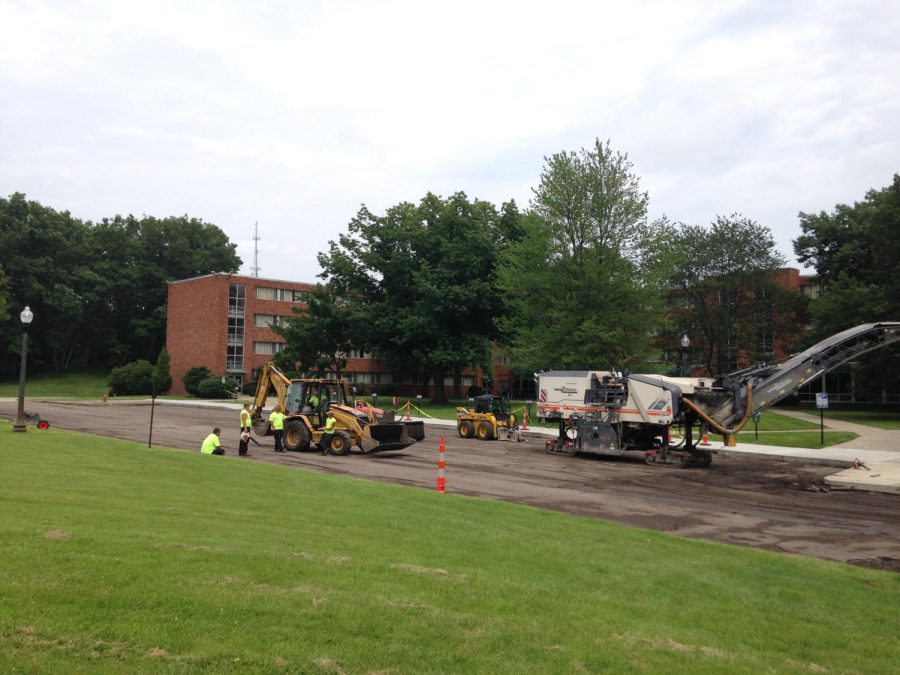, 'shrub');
182,366,212,397
108,360,156,396
155,348,173,394
242,380,258,396
196,376,239,399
